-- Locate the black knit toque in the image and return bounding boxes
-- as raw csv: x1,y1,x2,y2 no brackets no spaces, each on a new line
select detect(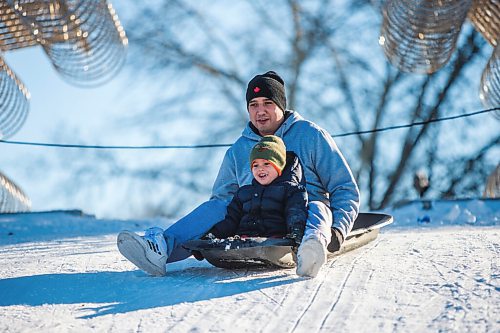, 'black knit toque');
246,71,286,112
